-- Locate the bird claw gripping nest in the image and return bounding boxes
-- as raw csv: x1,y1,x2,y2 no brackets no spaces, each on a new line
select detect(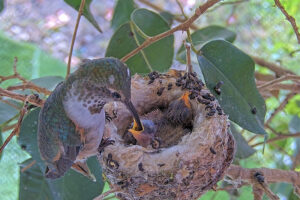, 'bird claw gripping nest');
100,70,235,200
